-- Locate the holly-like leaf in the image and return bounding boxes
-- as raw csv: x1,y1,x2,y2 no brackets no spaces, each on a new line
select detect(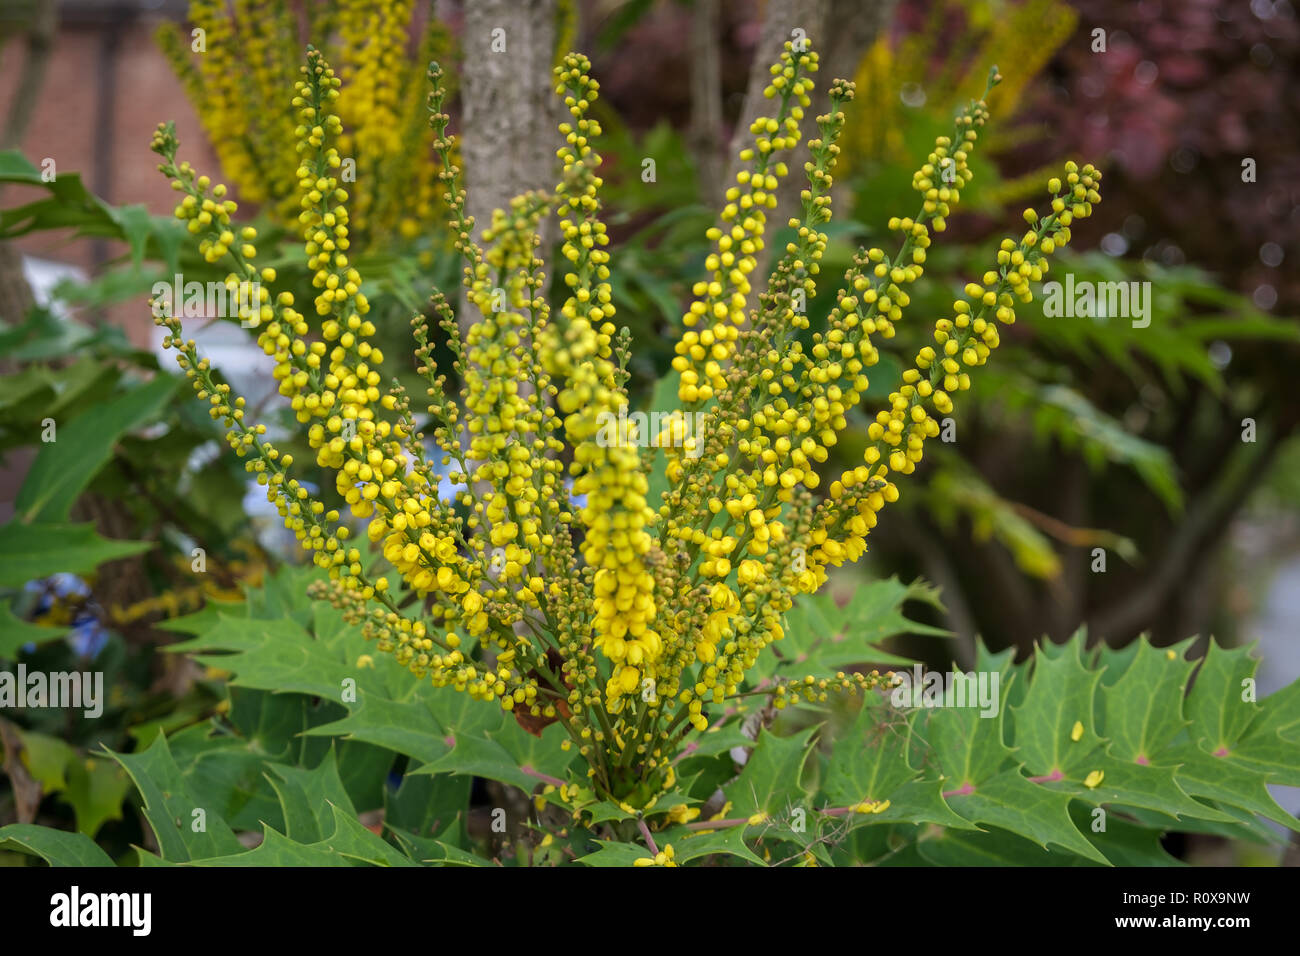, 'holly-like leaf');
173,615,351,699
1153,742,1300,832
577,840,656,867
669,823,766,865
303,692,449,763
0,521,149,589
265,748,357,843
110,731,244,862
388,827,488,866
1010,636,1102,777
917,826,1096,867
824,700,920,807
724,726,818,819
1099,637,1196,763
1047,749,1234,824
1226,680,1300,786
308,803,416,867
186,825,348,867
922,658,1016,787
61,757,133,838
0,823,115,867
414,719,570,792
0,603,68,658
942,769,1109,864
1184,642,1260,753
